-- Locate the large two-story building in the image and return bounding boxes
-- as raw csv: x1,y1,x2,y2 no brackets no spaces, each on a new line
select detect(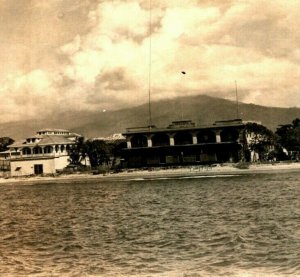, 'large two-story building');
4,129,81,176
122,119,246,168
